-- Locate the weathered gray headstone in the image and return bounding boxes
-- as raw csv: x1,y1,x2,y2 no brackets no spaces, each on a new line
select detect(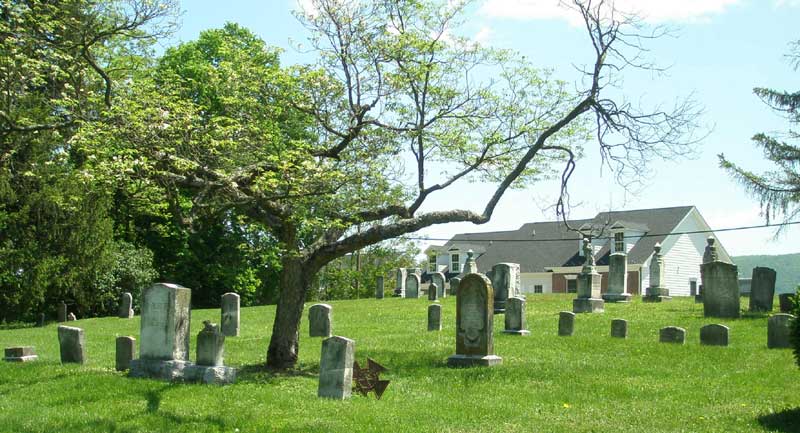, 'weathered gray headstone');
699,324,729,347
3,346,37,362
558,311,575,336
57,325,86,364
318,336,355,399
768,313,795,349
431,272,447,298
462,250,479,275
643,243,671,302
603,253,631,302
395,268,407,297
428,282,439,301
574,239,604,313
428,304,442,331
610,319,628,338
749,267,776,312
449,277,461,296
118,292,134,318
779,293,795,313
139,283,192,361
37,313,45,327
67,312,76,321
115,336,135,371
695,284,704,303
689,280,698,297
503,296,530,336
659,326,686,344
309,304,333,338
703,236,718,264
221,292,240,337
447,273,502,367
702,261,740,318
376,276,384,299
405,273,421,299
738,278,752,296
57,302,67,323
488,262,520,313
197,321,225,366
